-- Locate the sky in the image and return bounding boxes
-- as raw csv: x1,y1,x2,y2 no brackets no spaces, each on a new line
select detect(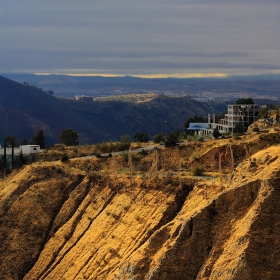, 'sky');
1,0,280,78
